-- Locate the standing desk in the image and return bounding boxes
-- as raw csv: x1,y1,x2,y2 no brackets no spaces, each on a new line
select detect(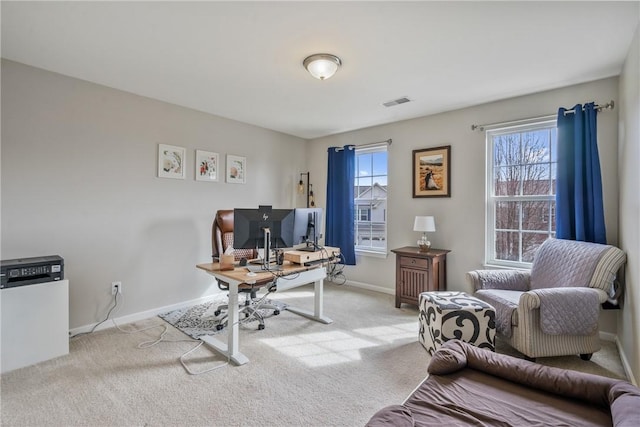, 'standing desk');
196,261,332,365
